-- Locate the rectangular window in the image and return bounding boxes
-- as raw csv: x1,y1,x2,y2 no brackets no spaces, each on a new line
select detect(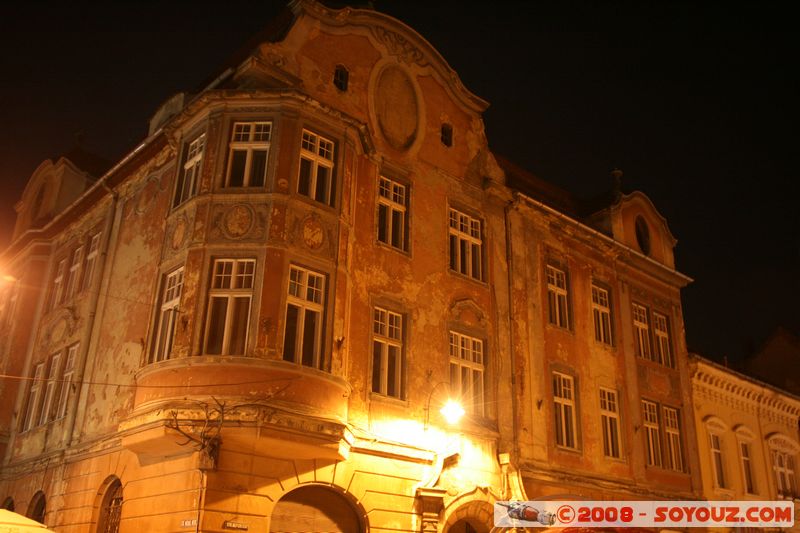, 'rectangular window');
174,133,206,206
652,312,673,367
23,363,44,431
64,246,84,301
204,259,255,355
553,372,577,449
283,265,326,370
740,441,755,494
600,388,621,458
710,433,726,487
39,353,61,425
150,267,185,363
297,130,335,206
372,307,404,398
632,303,652,360
377,176,408,251
82,232,101,292
663,406,684,472
591,284,612,345
642,399,662,467
448,208,483,281
449,331,485,416
225,122,271,187
55,344,77,419
49,259,66,309
773,450,798,499
546,265,569,328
